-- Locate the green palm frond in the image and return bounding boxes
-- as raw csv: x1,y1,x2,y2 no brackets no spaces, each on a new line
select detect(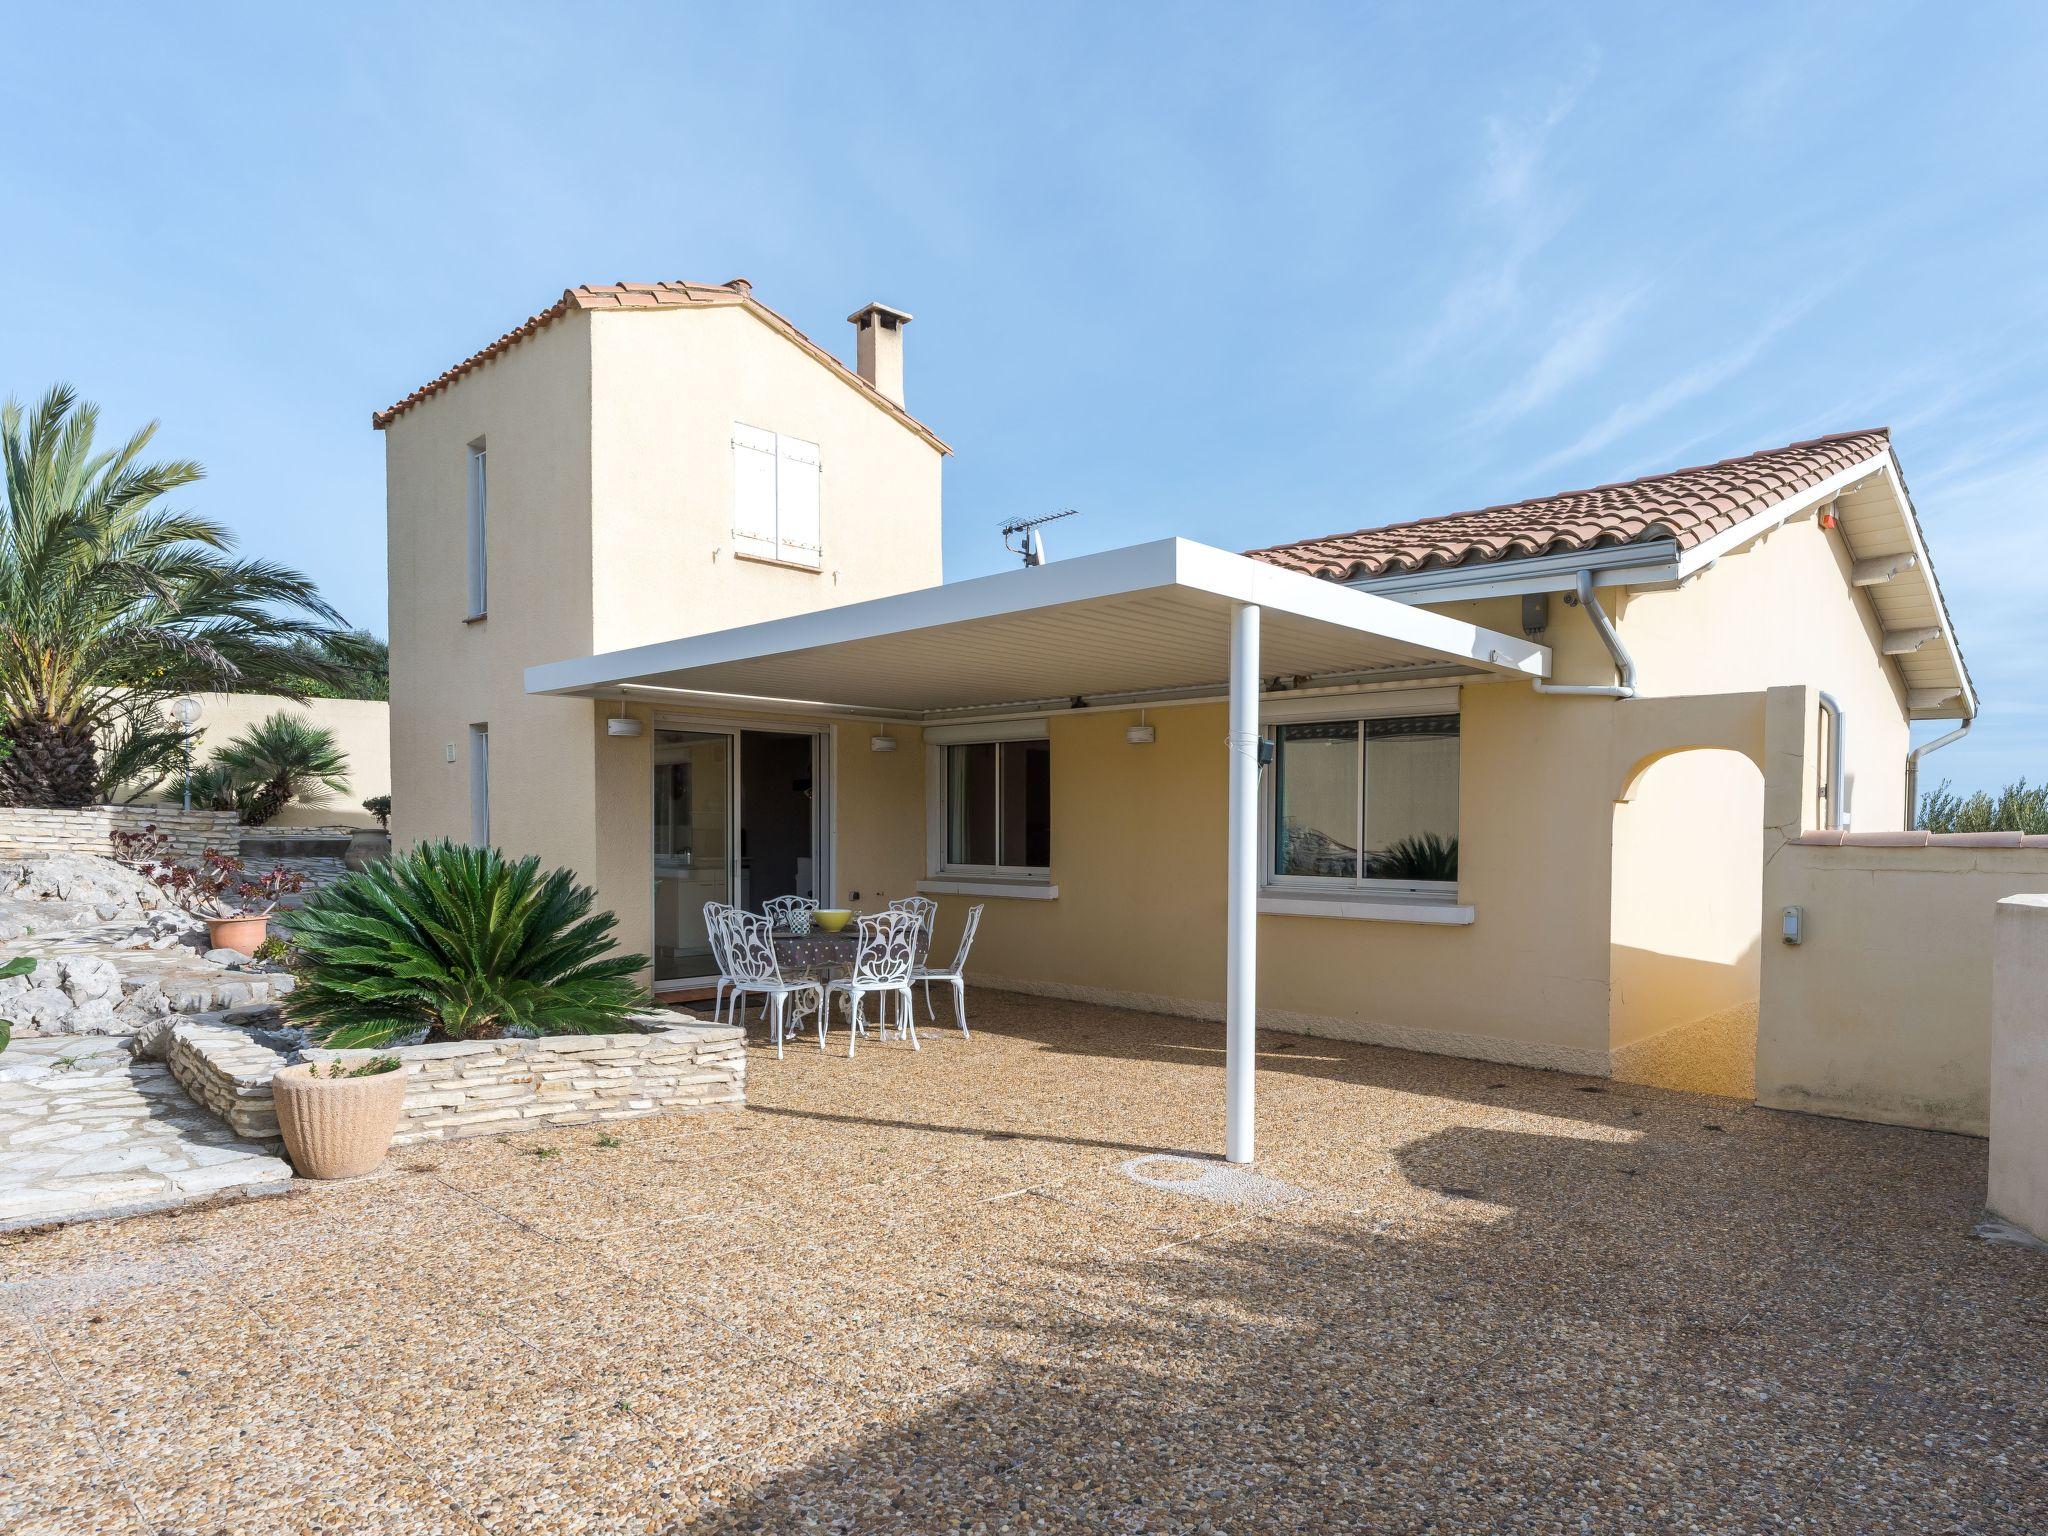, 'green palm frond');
210,710,350,825
0,385,353,806
281,840,649,1048
1366,831,1459,882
